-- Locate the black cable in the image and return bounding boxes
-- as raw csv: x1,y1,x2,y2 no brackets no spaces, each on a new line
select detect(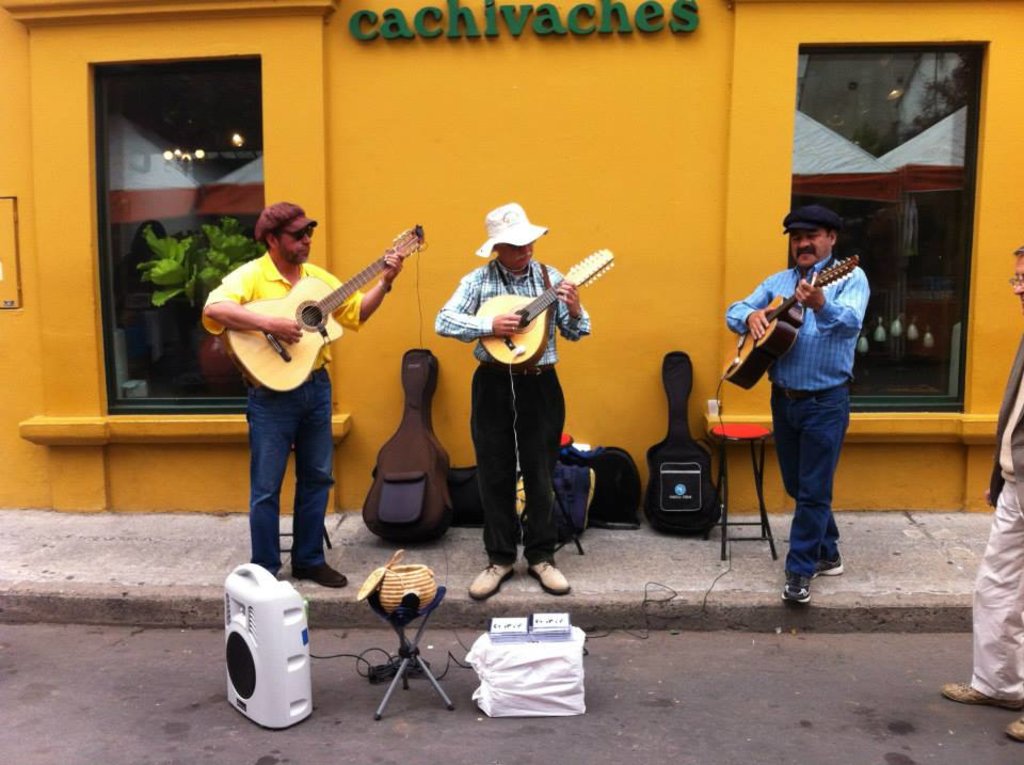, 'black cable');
312,639,474,684
311,646,397,682
415,242,424,348
585,568,733,642
700,559,733,611
432,650,472,681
